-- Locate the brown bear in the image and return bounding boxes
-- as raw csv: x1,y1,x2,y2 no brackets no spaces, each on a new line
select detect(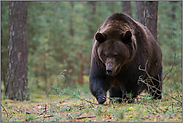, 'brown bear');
89,13,162,104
